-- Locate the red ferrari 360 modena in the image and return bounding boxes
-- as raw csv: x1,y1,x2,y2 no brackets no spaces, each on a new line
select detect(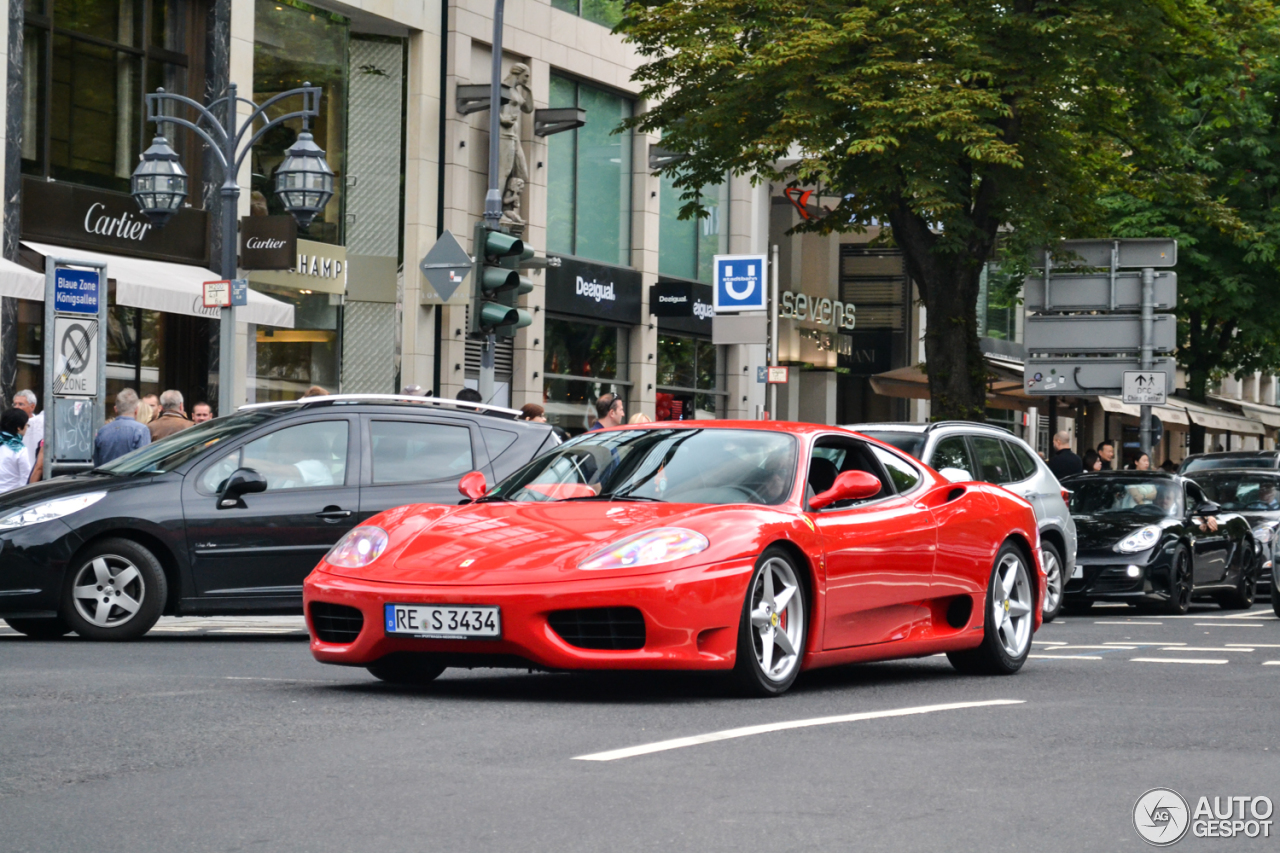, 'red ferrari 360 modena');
303,421,1043,696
